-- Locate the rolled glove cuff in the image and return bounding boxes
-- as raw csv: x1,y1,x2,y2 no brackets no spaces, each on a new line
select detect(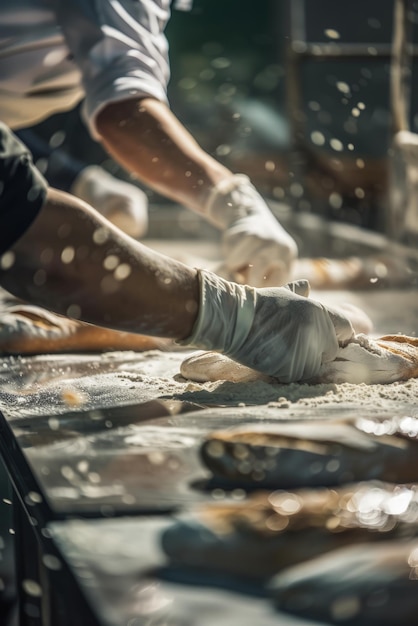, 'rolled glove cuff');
180,269,257,353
